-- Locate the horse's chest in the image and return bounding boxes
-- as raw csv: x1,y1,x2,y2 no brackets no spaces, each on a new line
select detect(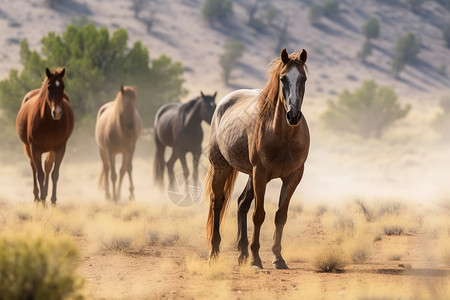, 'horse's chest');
30,120,69,149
